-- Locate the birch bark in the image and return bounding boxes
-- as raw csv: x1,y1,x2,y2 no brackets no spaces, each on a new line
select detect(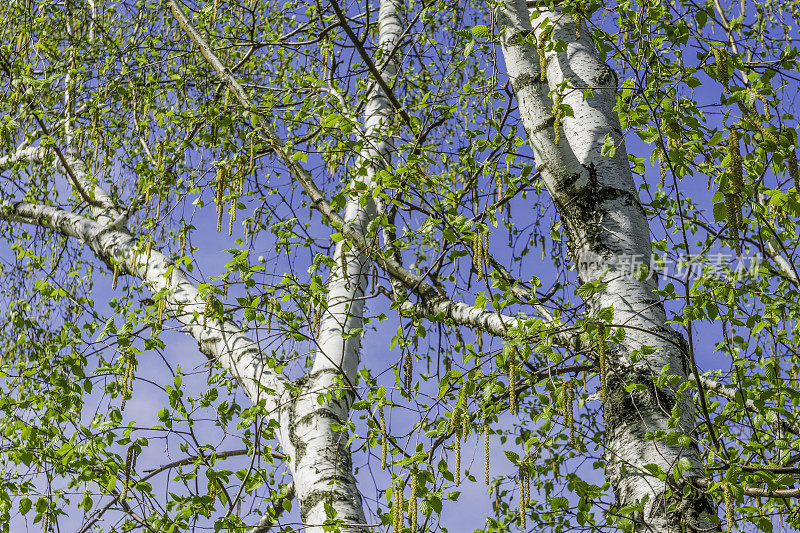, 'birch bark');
1,2,405,529
496,1,713,530
288,0,403,528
